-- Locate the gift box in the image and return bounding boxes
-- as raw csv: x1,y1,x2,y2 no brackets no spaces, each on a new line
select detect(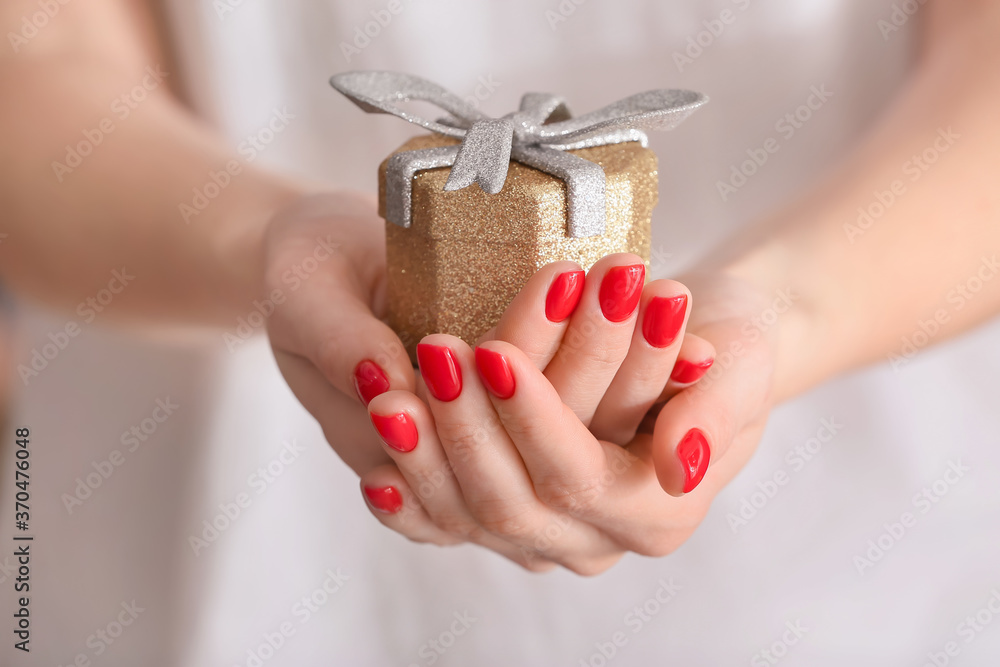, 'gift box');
331,72,706,362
